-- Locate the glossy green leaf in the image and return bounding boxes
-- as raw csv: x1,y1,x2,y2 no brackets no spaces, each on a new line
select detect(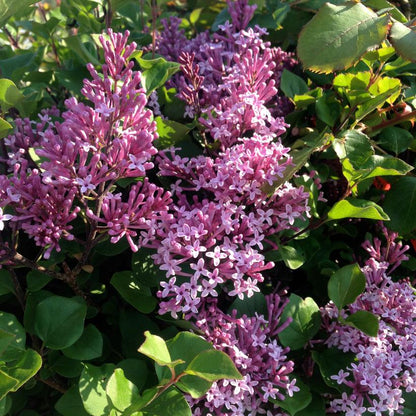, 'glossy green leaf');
26,270,52,292
274,378,312,416
79,364,115,416
280,69,308,99
312,348,355,390
377,127,413,155
34,296,87,350
364,0,407,23
55,385,90,416
0,370,18,401
278,294,321,350
117,360,148,392
389,21,416,63
140,387,191,416
332,130,373,169
0,0,37,27
6,349,42,393
327,198,389,221
138,331,177,367
0,118,12,139
383,177,416,234
62,325,103,361
110,271,156,313
106,369,139,412
328,264,366,309
155,117,191,149
344,310,379,337
0,312,26,361
185,349,242,381
297,3,389,73
315,94,341,127
156,332,214,399
0,79,23,111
